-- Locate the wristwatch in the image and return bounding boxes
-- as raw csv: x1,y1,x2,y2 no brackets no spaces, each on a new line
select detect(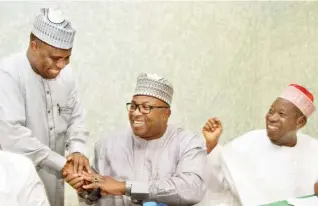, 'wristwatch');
125,181,132,196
